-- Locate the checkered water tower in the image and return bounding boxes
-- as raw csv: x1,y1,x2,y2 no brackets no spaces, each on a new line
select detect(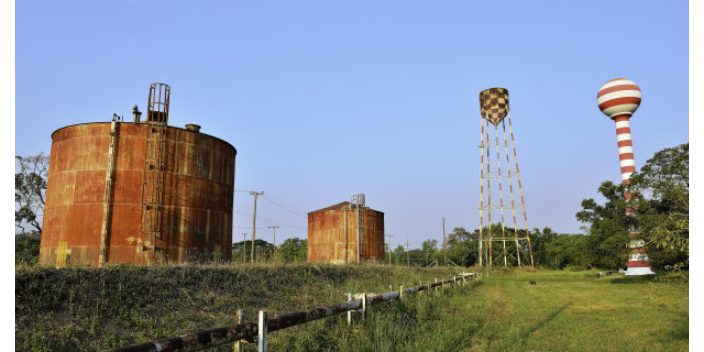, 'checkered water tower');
477,88,534,269
597,78,654,275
